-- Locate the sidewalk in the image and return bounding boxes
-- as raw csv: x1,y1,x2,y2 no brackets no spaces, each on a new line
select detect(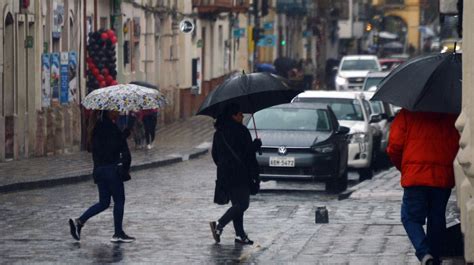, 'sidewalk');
245,167,464,264
0,116,215,193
